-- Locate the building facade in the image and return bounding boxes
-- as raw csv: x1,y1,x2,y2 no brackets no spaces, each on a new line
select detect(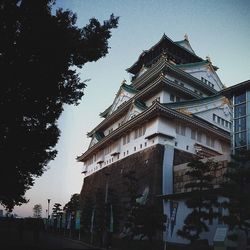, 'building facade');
77,34,232,245
222,80,250,153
